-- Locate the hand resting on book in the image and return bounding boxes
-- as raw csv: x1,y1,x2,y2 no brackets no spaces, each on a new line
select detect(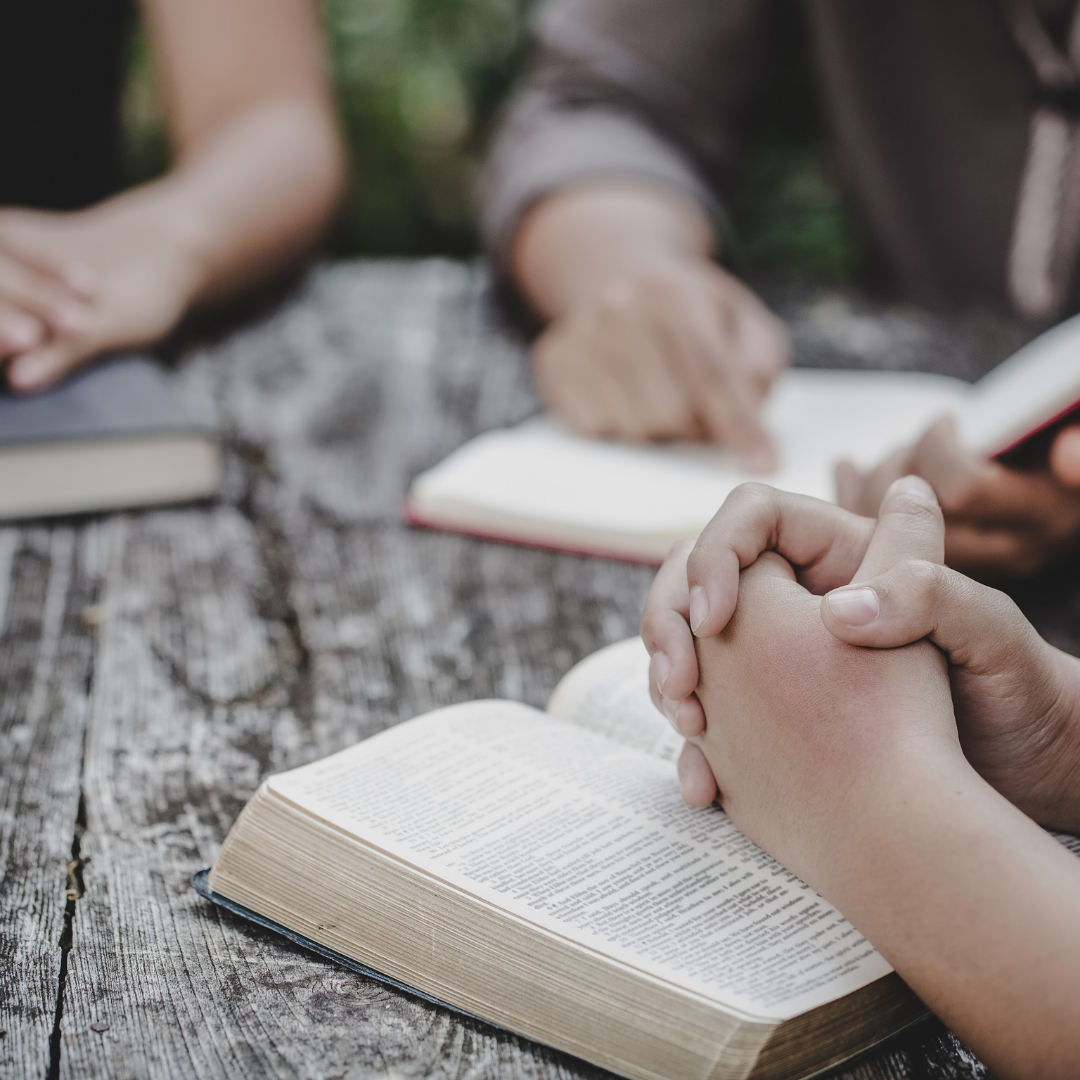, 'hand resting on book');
0,0,342,393
642,478,1080,1077
836,416,1080,578
512,184,789,469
